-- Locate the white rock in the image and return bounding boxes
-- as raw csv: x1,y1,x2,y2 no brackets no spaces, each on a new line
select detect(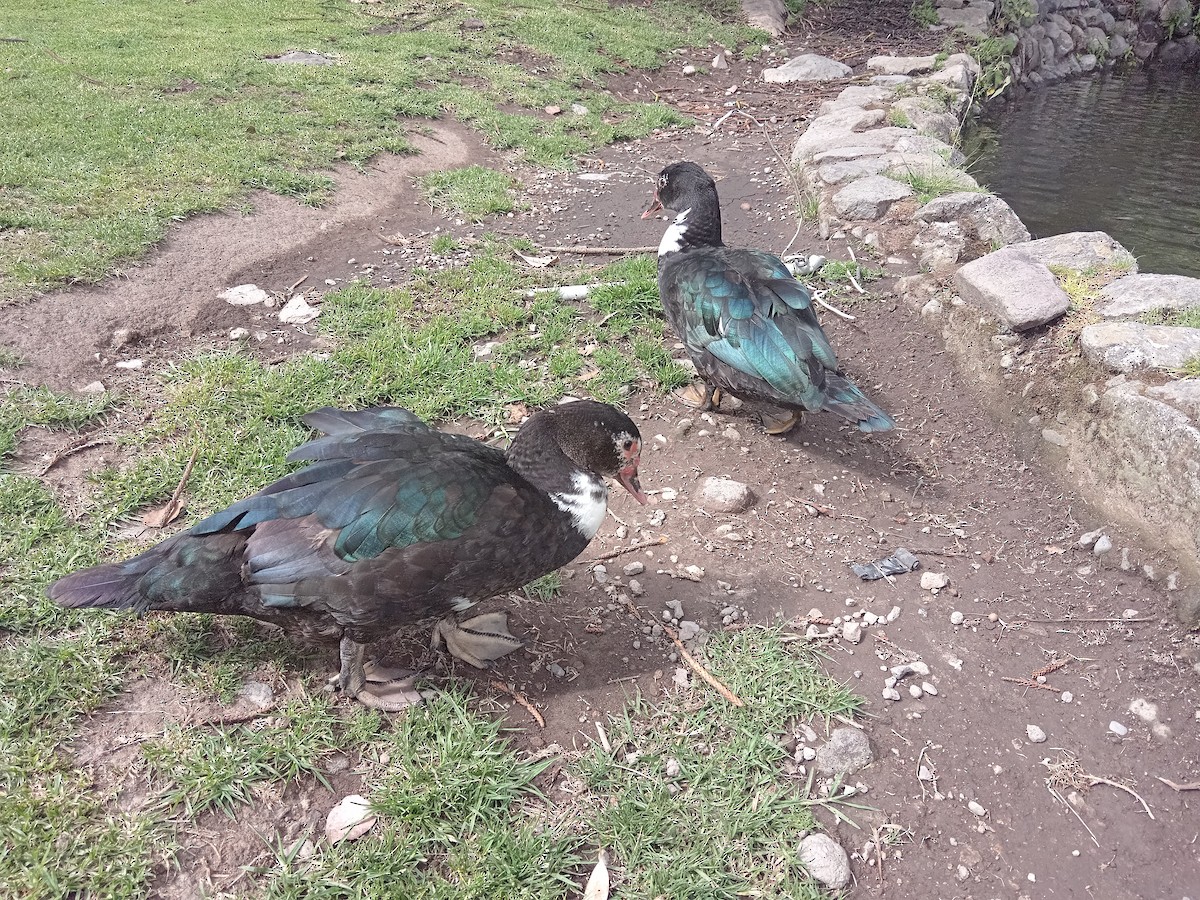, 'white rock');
1061,691,1073,703
1026,724,1047,743
664,757,681,777
80,381,106,394
882,687,901,701
842,621,863,644
1108,720,1128,737
886,605,901,623
1078,527,1105,548
696,476,755,513
229,327,250,340
967,800,987,817
921,681,938,696
797,833,852,889
622,561,645,576
325,795,377,844
920,571,950,591
220,283,270,306
114,359,144,370
1092,535,1113,557
279,294,322,325
949,611,965,626
908,684,923,699
764,54,852,84
239,680,274,708
677,620,701,642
